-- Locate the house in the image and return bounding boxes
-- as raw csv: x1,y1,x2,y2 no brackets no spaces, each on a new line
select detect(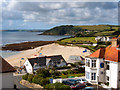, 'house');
0,56,16,89
95,36,112,42
68,55,84,64
85,37,120,88
24,55,67,73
